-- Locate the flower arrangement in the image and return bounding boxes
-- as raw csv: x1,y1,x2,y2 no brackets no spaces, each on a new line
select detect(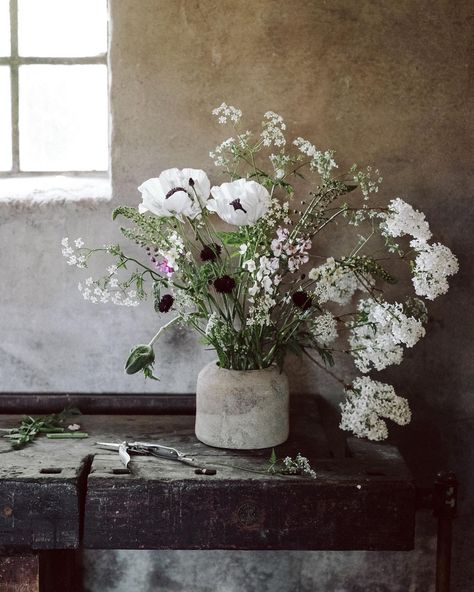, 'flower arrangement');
62,103,458,441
